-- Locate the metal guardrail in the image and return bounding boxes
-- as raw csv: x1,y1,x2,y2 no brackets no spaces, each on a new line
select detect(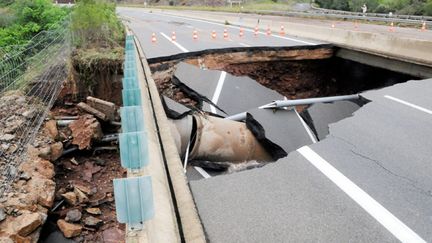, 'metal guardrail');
310,5,432,21
241,7,432,25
